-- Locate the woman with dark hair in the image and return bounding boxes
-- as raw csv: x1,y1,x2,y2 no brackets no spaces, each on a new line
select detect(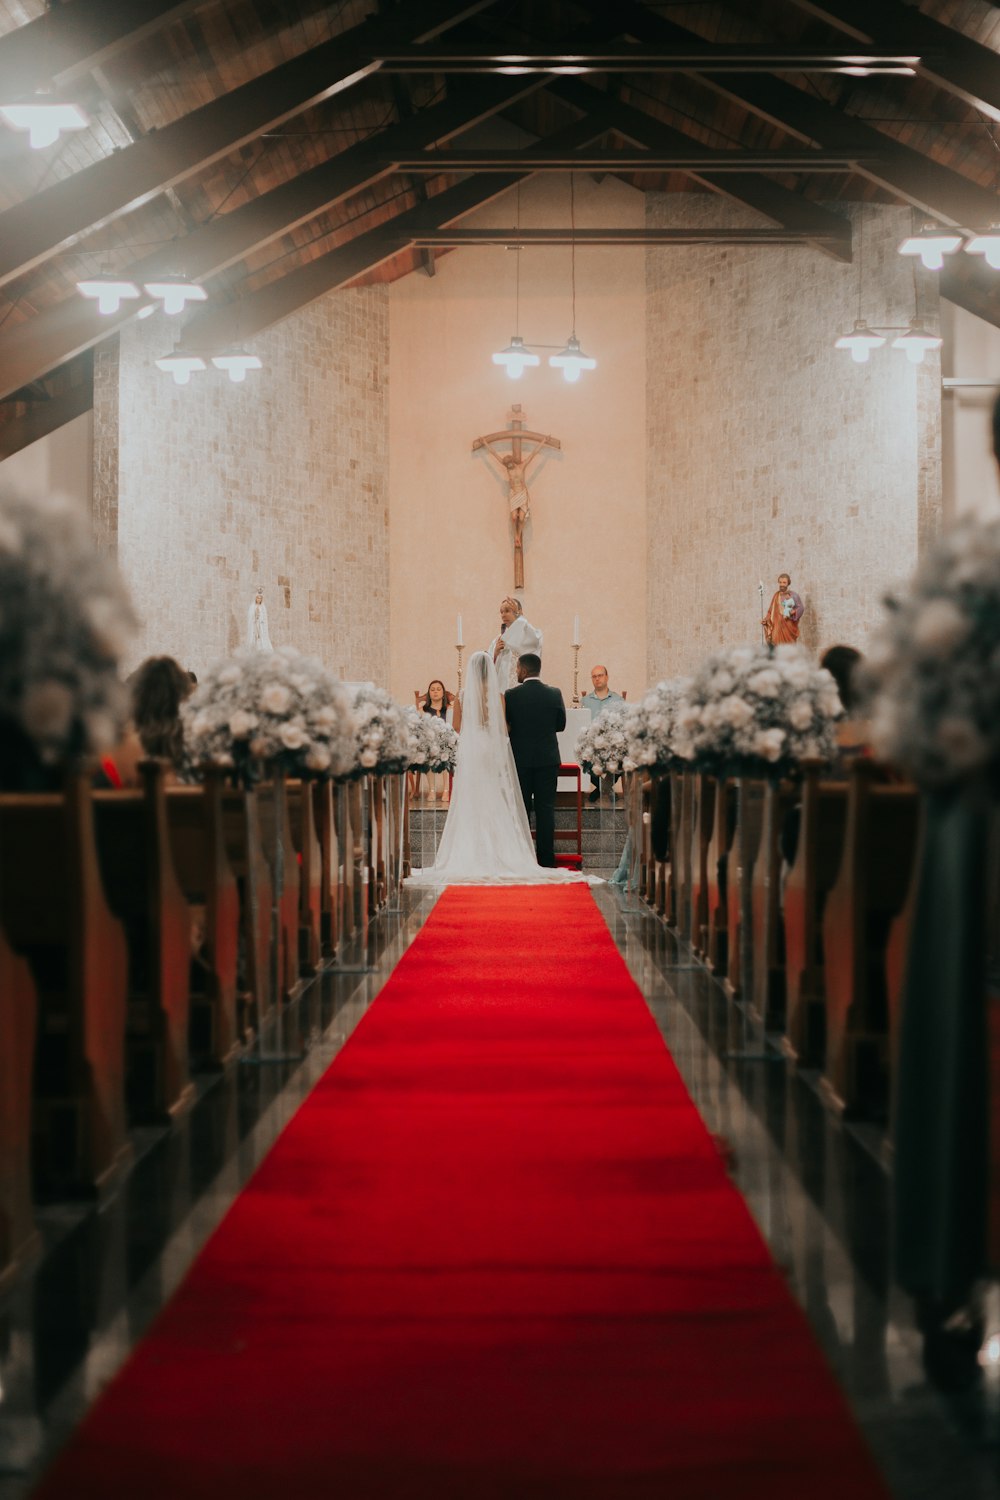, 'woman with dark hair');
419,678,454,801
99,655,194,787
820,644,869,759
